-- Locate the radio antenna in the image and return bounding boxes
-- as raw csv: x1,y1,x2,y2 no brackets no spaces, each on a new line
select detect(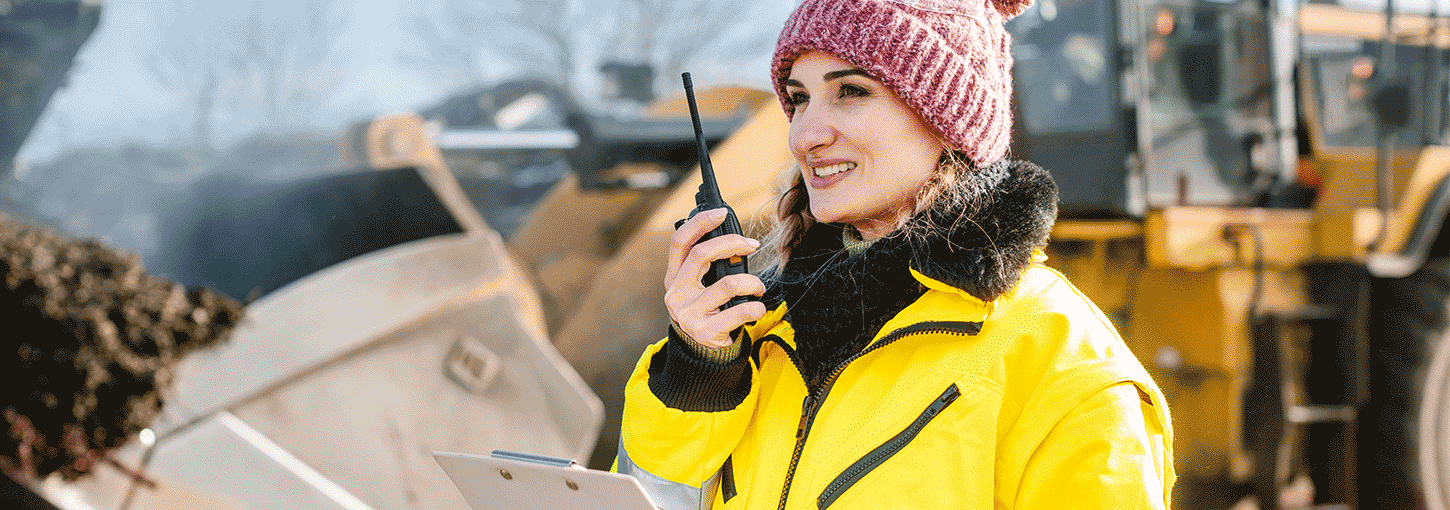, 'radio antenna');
683,72,724,208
